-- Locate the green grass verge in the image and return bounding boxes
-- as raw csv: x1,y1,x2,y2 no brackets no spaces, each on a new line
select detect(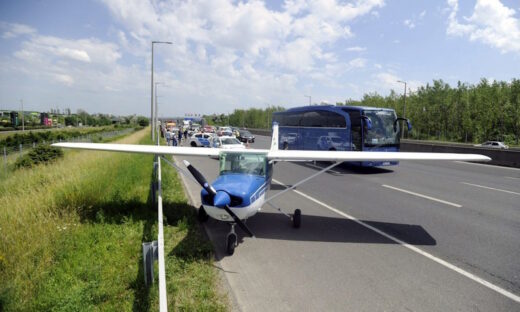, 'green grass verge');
0,129,227,311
